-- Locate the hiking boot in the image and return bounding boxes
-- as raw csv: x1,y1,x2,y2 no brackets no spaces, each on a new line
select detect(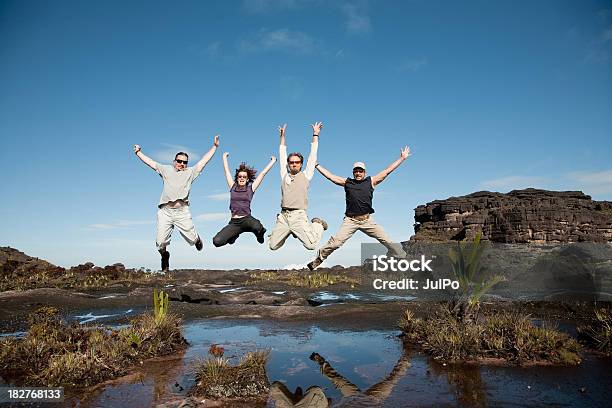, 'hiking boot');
311,217,328,231
307,257,323,271
195,237,203,251
256,228,267,244
159,249,170,271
